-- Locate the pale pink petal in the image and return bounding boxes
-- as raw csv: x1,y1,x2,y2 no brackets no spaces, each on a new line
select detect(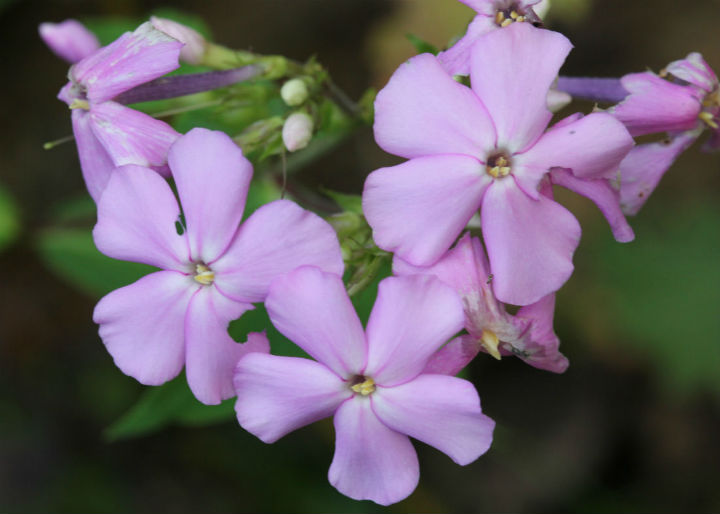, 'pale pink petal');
373,374,494,465
363,155,490,266
264,267,366,378
93,270,195,385
329,398,419,506
513,294,568,373
617,131,699,215
437,15,496,76
90,101,179,174
150,16,206,65
185,287,260,405
471,23,572,152
550,168,634,242
482,179,580,305
373,53,496,159
516,112,634,180
423,335,482,375
93,164,189,270
234,353,348,443
71,109,116,202
72,22,182,103
612,72,702,137
364,276,465,386
39,19,100,63
213,200,344,302
168,128,251,263
665,52,717,92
